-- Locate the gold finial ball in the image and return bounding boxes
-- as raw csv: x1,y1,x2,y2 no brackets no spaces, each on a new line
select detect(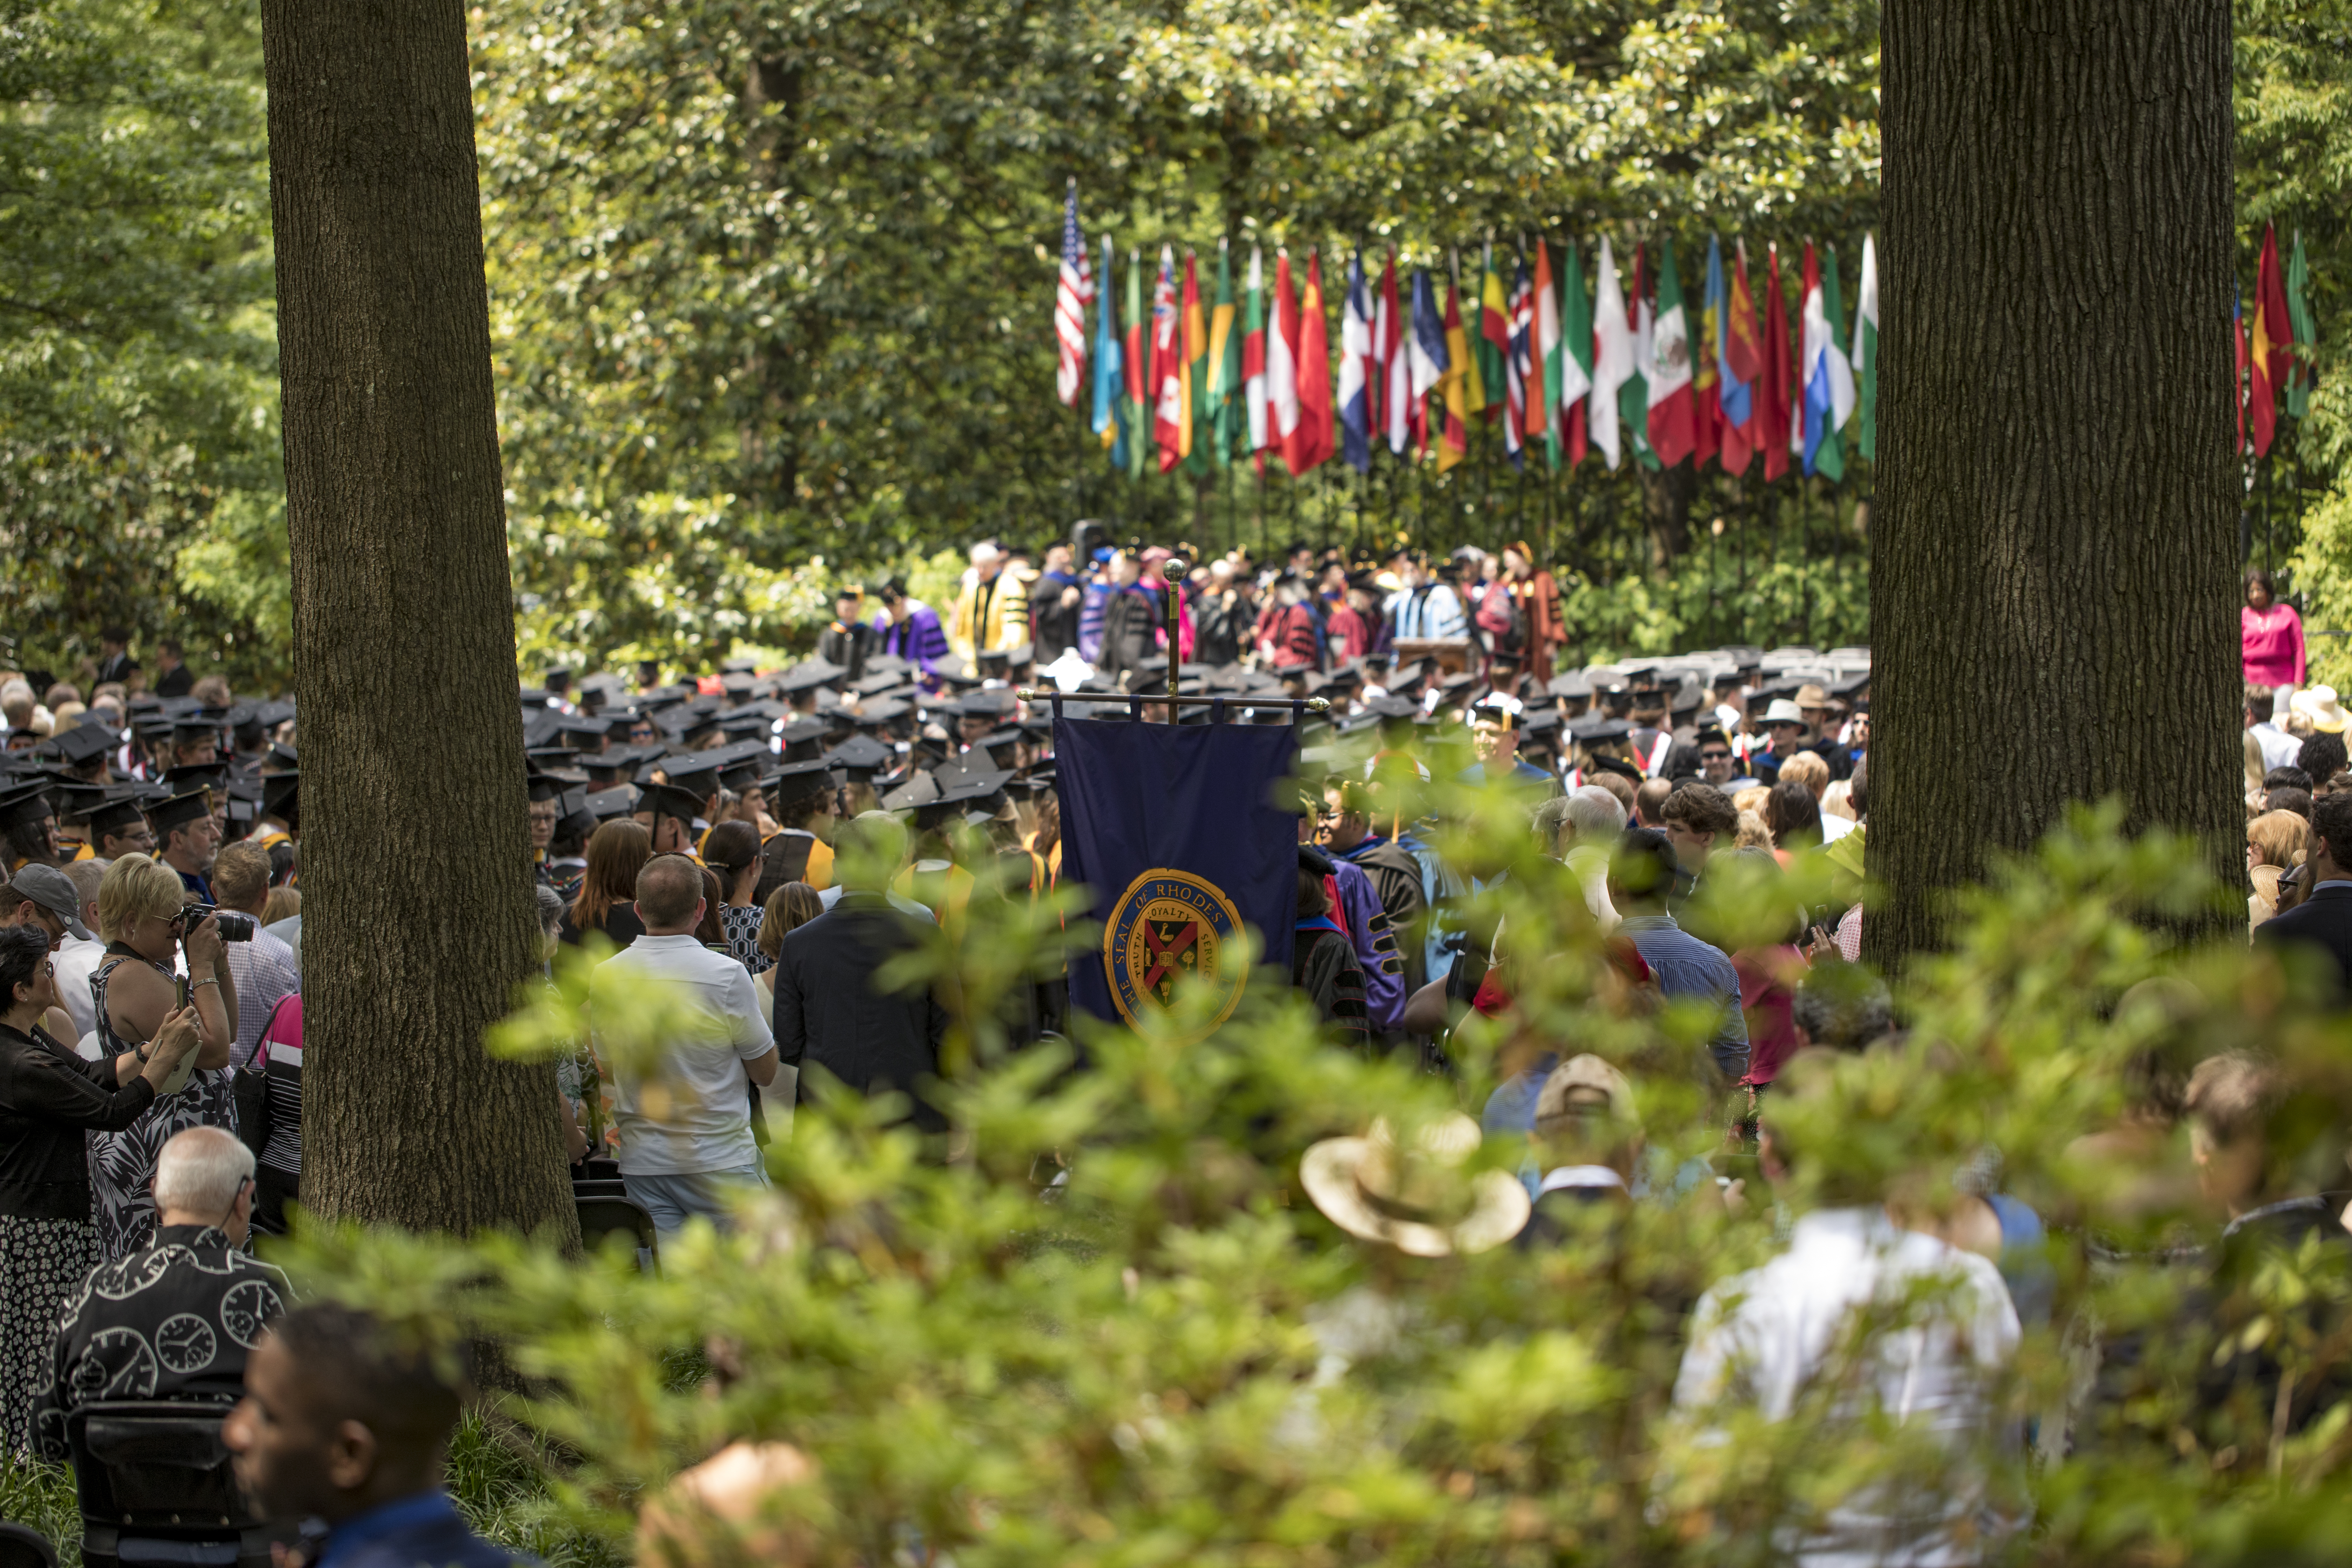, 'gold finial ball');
1161,559,1187,585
